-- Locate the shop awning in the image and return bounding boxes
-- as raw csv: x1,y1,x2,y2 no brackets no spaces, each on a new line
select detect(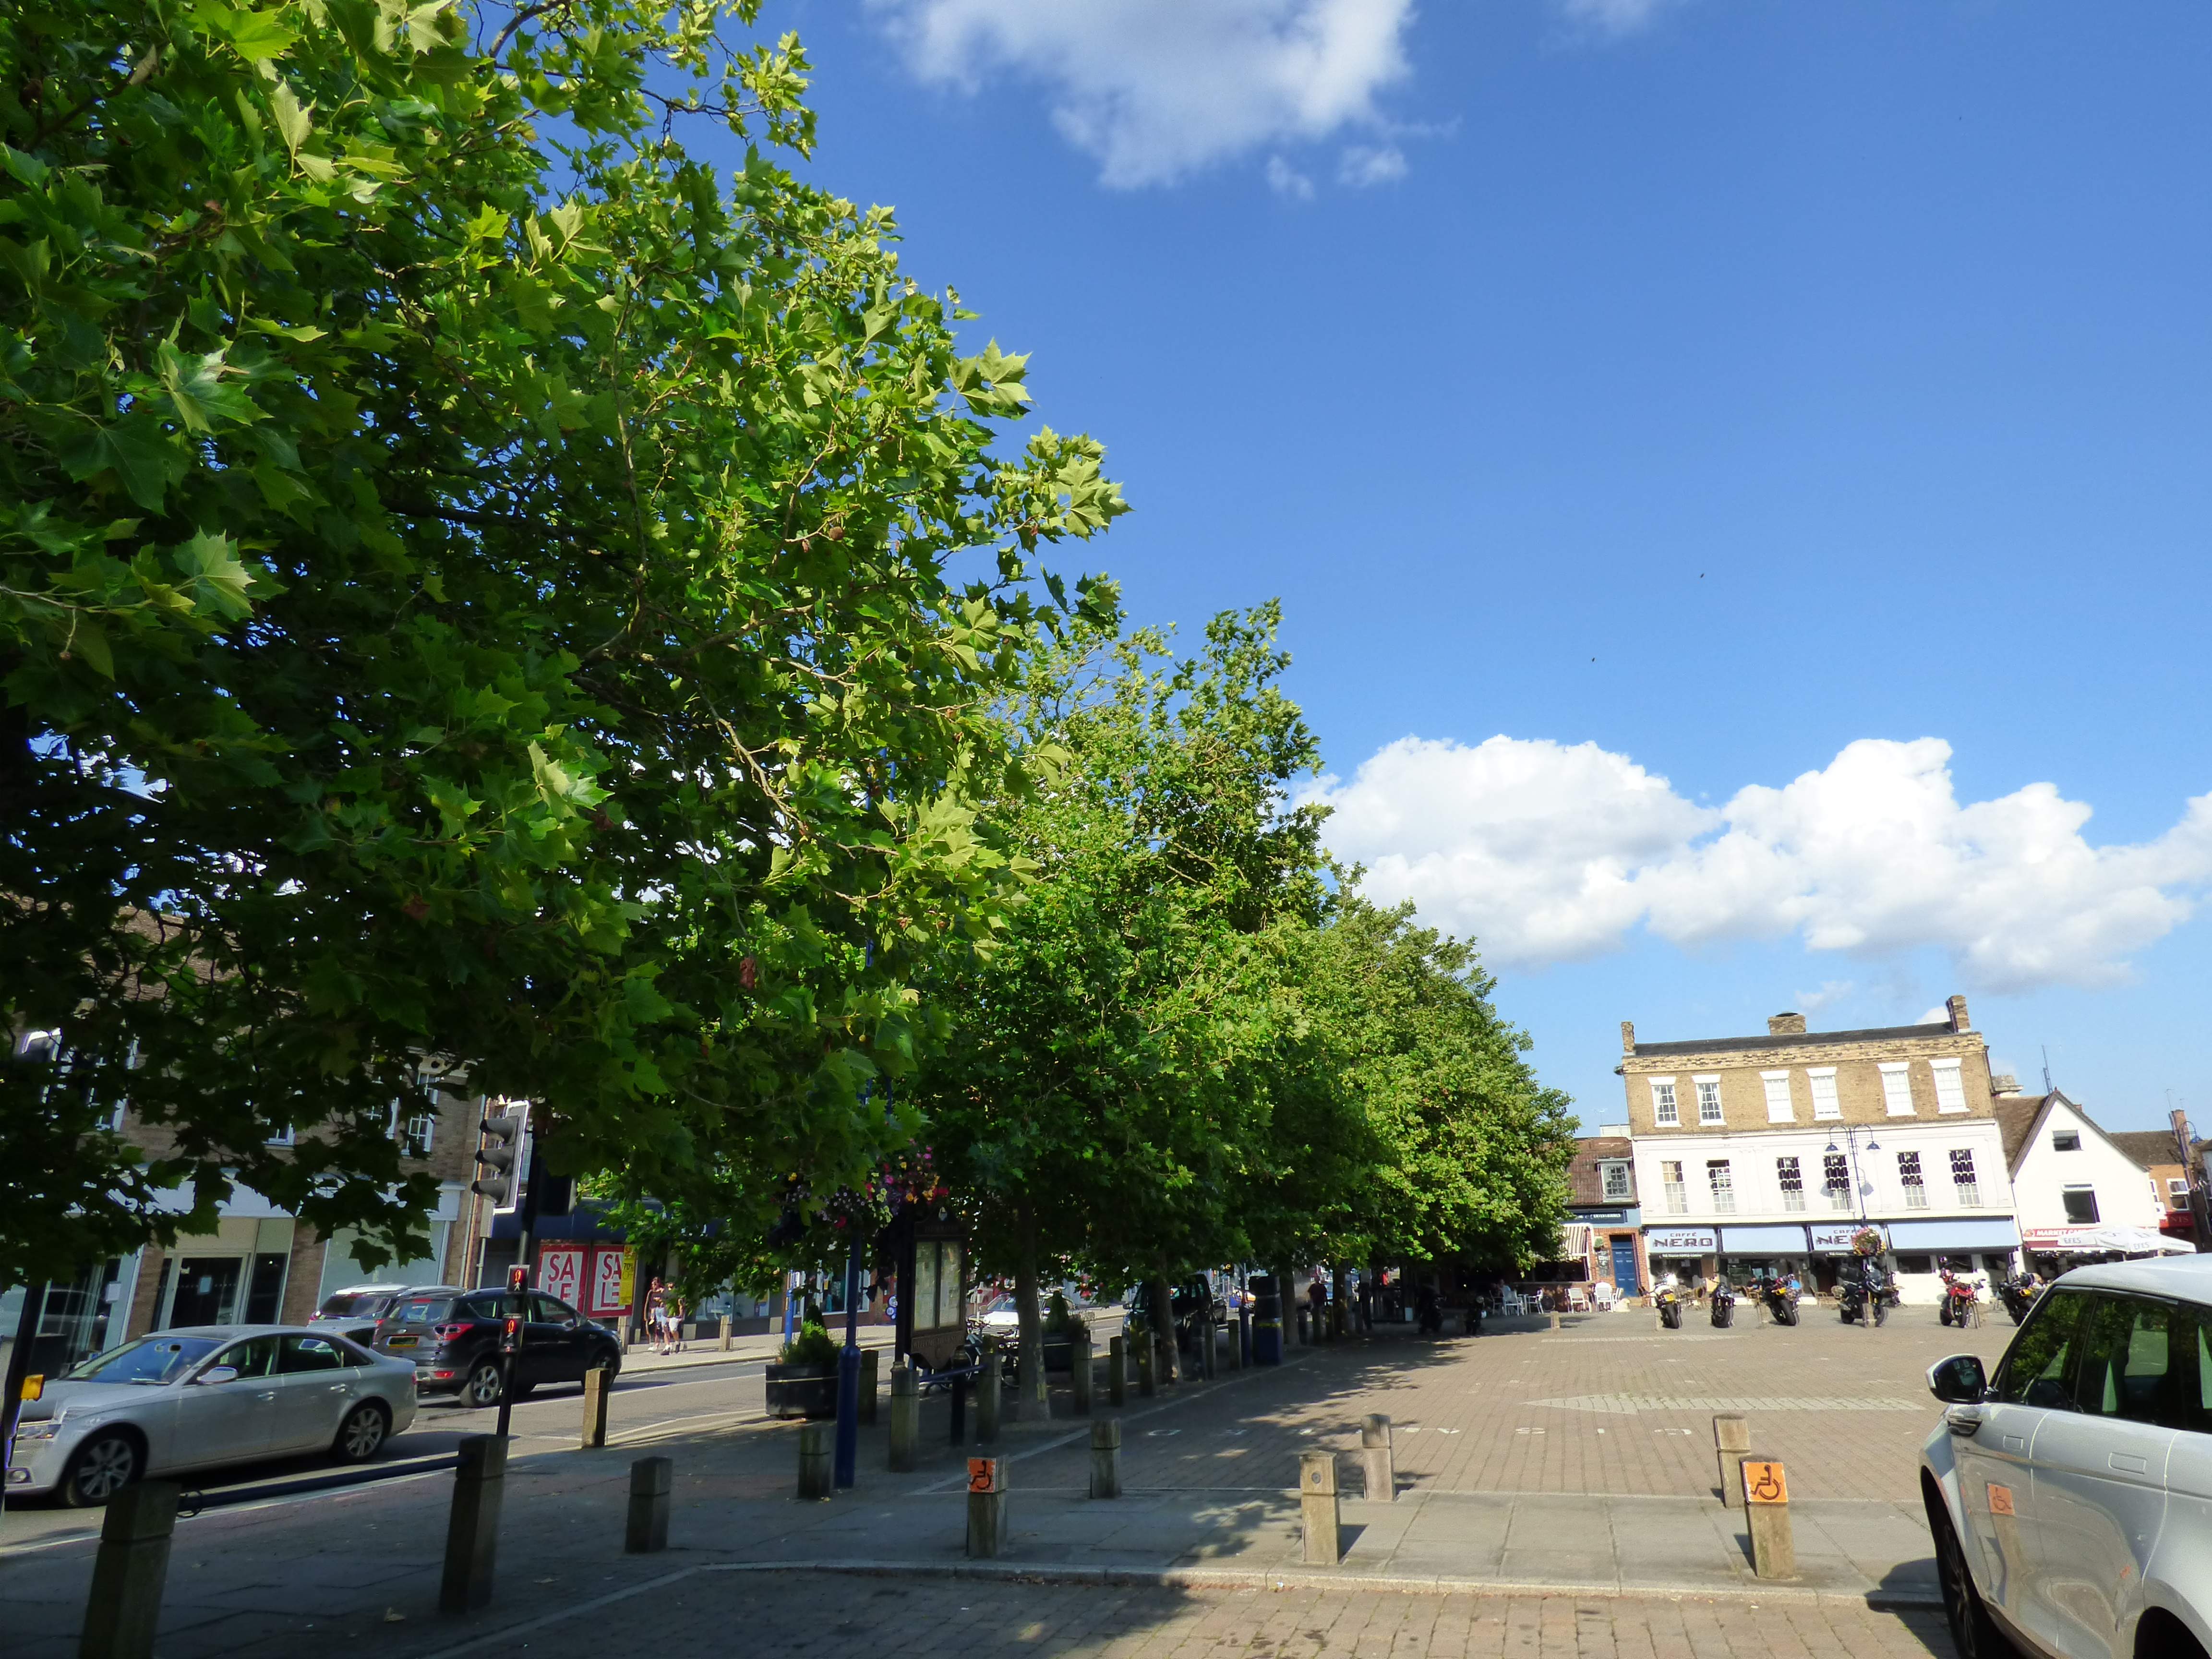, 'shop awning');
2022,1225,2191,1256
1887,1218,2022,1250
1720,1225,1810,1253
